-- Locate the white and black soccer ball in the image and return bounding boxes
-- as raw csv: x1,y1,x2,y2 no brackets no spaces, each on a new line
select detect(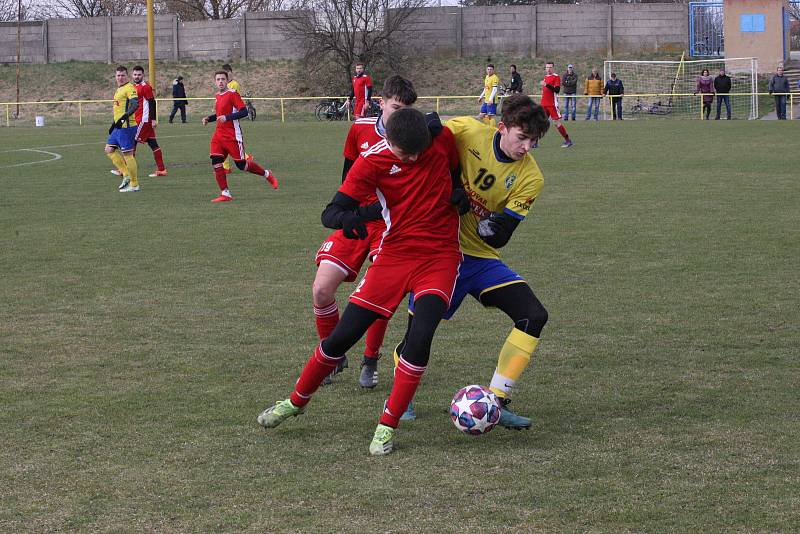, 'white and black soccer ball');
450,384,501,435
